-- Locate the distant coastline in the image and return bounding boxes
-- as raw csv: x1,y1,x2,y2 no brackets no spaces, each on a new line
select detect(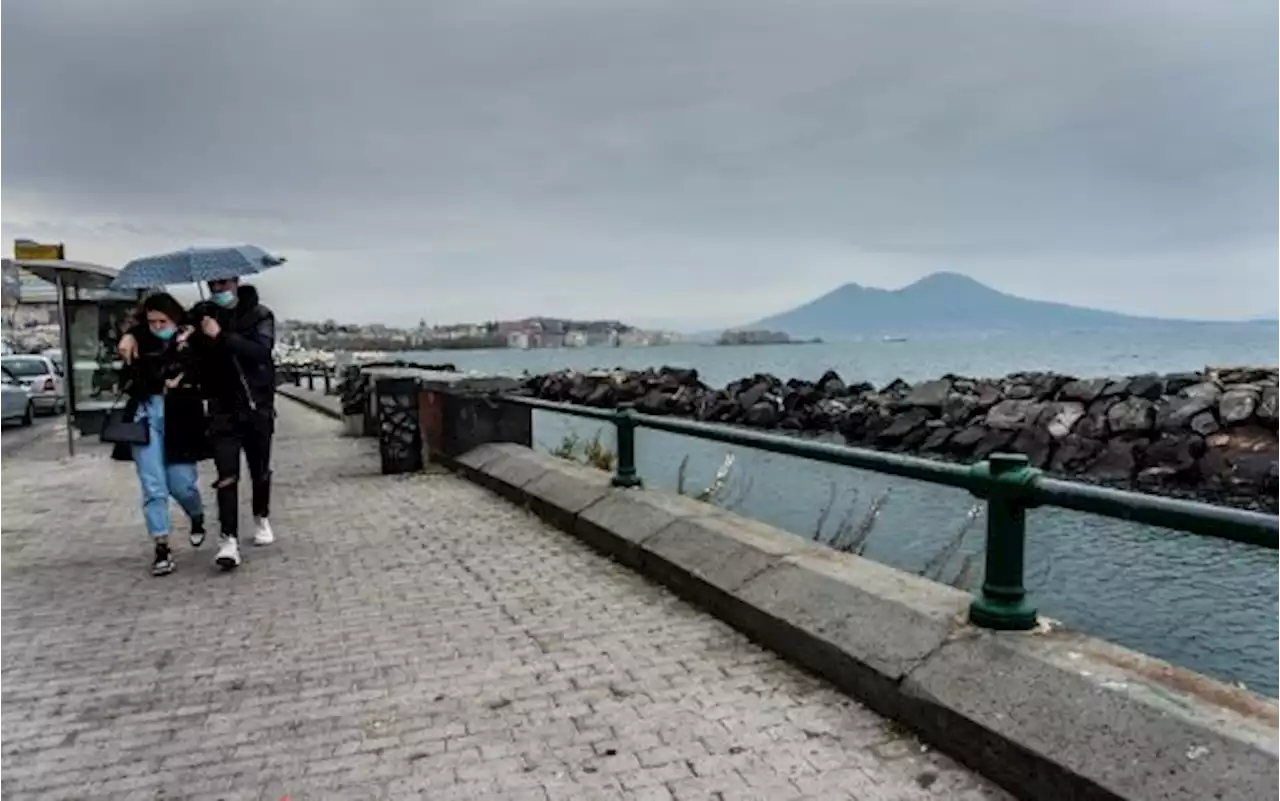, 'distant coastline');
715,329,822,347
